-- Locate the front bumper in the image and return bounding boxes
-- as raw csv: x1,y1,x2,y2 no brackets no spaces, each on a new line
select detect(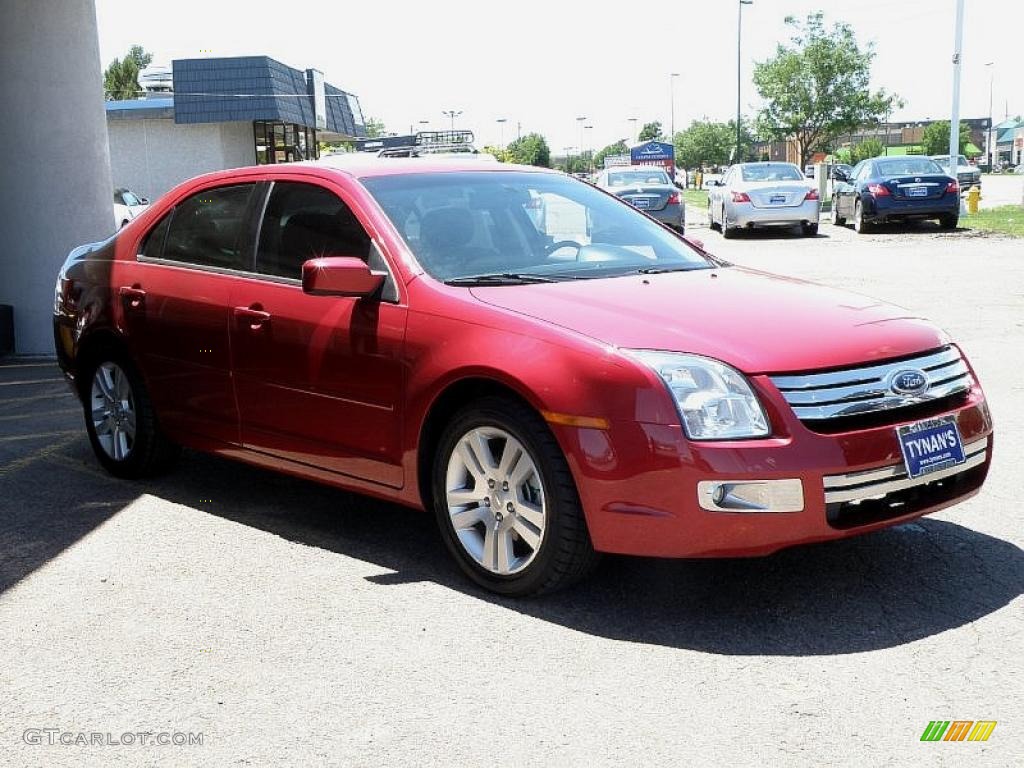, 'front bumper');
728,199,820,228
555,377,992,559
